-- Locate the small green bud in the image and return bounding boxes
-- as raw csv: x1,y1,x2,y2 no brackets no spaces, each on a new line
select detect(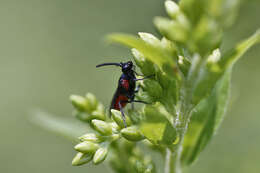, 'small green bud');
178,55,191,76
165,0,180,19
121,126,144,141
110,134,120,141
110,122,120,133
111,109,131,128
72,152,93,166
91,110,106,121
207,48,222,72
79,133,102,143
73,111,90,121
93,147,108,165
154,16,188,43
92,119,112,135
70,95,87,111
138,32,161,46
161,37,176,54
74,141,99,153
96,103,105,115
85,93,98,112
